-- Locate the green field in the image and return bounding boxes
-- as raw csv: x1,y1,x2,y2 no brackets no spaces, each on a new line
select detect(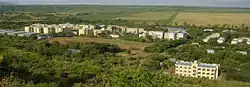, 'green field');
118,11,176,20
49,37,150,50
